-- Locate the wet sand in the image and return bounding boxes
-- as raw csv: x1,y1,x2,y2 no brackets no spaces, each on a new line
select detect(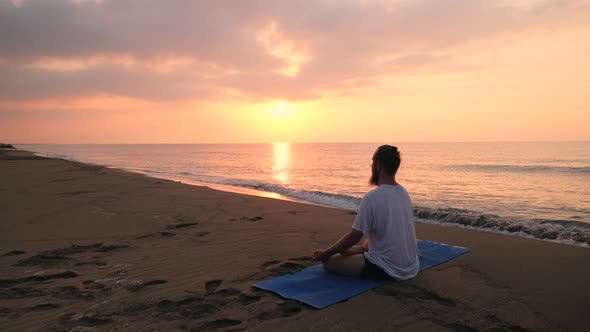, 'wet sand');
0,148,589,331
